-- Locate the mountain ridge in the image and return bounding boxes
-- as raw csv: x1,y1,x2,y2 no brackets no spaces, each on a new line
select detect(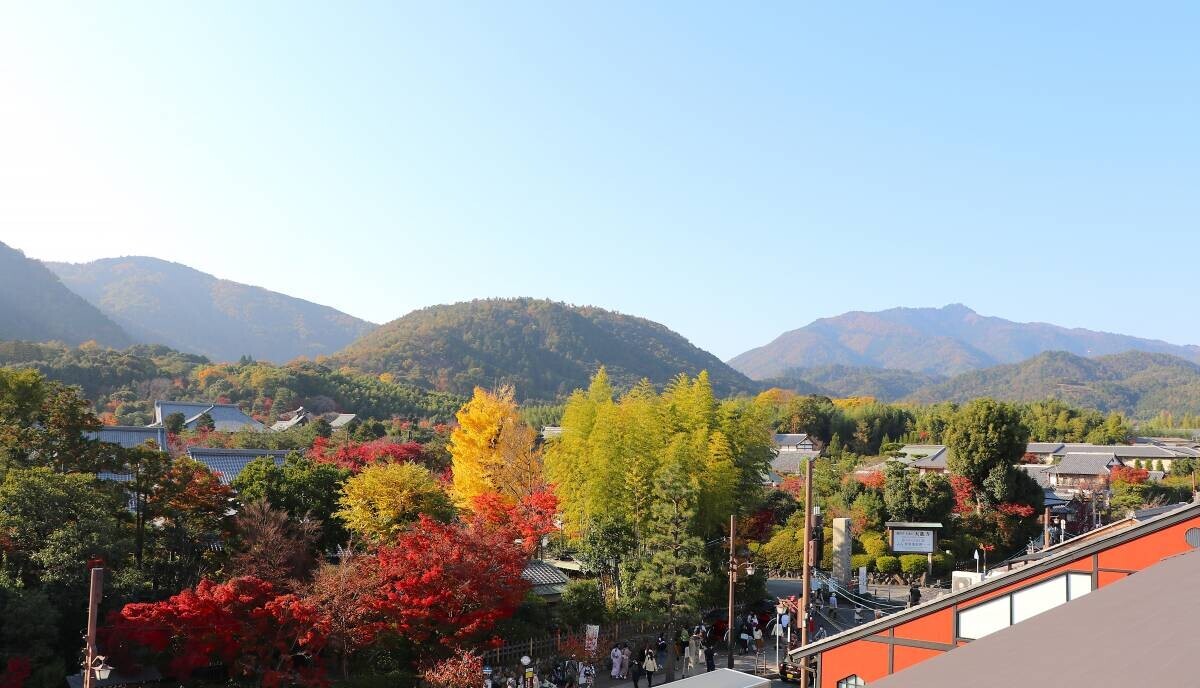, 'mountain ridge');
330,297,756,401
0,241,133,348
730,304,1200,379
47,256,377,364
